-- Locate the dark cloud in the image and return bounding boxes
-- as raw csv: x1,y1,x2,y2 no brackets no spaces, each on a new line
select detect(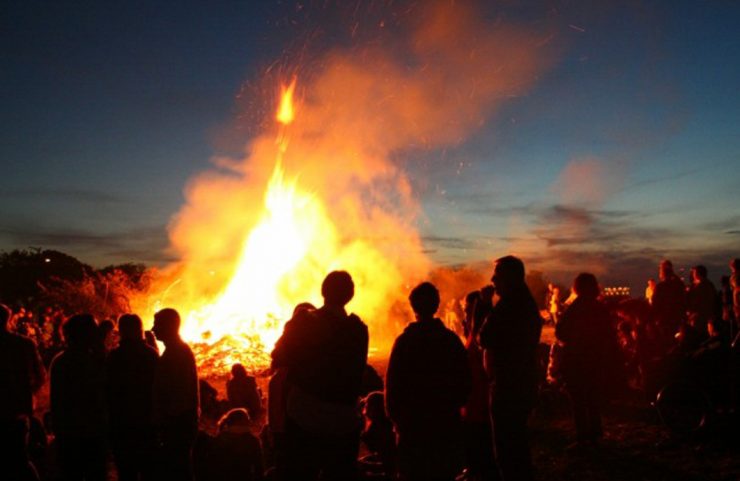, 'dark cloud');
0,188,128,205
0,224,169,266
700,215,740,234
422,235,479,250
623,167,707,192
